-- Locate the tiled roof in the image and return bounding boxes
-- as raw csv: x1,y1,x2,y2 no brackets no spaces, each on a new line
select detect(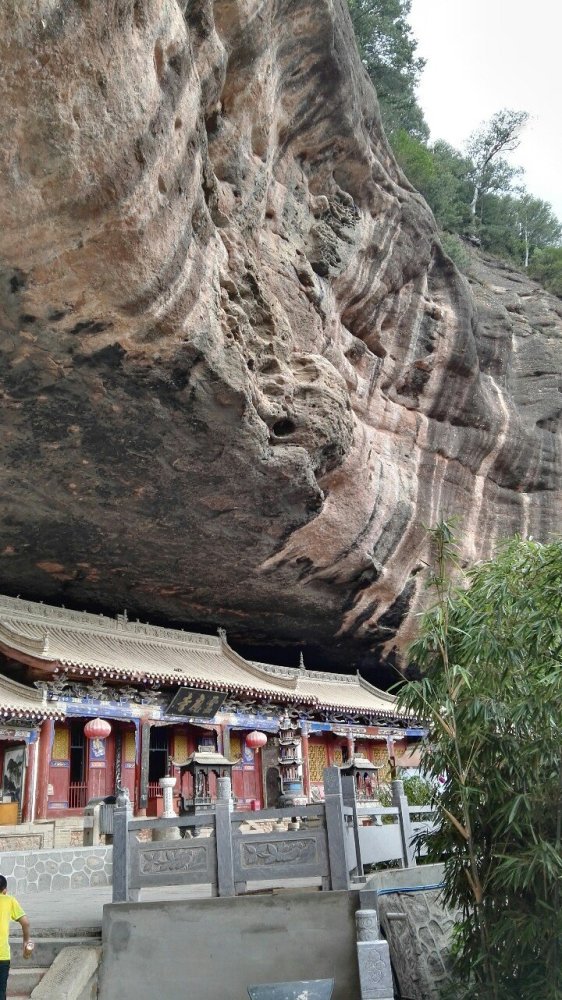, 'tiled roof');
0,596,400,718
251,662,398,717
0,673,64,722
